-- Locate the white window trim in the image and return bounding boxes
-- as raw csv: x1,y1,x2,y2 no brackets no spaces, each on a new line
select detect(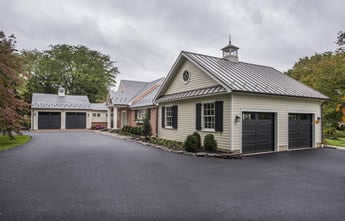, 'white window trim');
201,101,216,132
164,105,173,129
136,109,146,120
